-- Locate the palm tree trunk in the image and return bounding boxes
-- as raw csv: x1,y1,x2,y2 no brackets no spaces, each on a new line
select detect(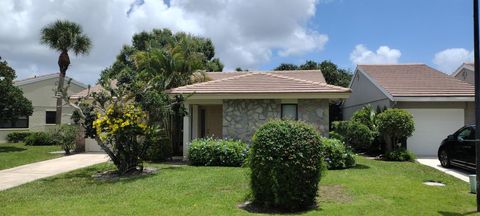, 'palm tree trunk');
56,51,70,125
